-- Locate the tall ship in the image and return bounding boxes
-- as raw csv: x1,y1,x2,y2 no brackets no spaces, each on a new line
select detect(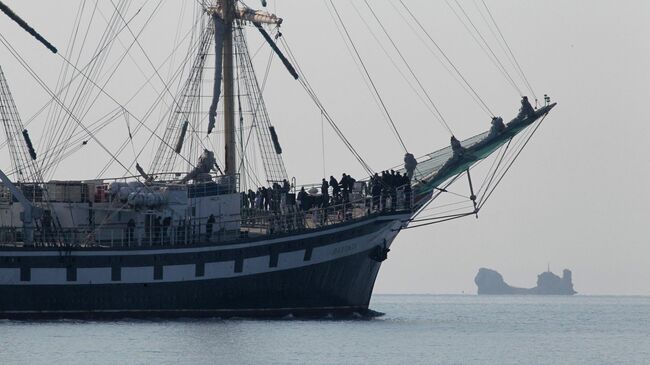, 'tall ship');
0,1,555,318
